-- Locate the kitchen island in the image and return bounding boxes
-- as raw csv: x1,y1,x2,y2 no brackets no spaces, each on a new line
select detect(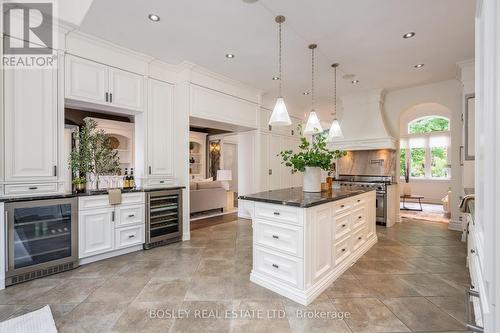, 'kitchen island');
239,187,377,305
